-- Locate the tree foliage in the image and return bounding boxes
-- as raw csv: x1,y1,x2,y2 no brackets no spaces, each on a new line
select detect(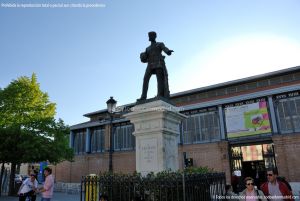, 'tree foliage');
0,74,73,195
0,74,73,194
0,74,55,132
0,74,73,164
